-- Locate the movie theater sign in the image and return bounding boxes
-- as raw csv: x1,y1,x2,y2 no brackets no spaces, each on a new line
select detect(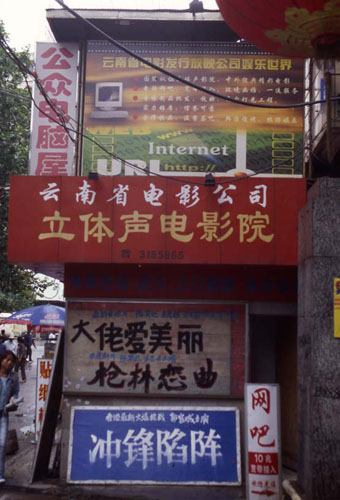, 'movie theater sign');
8,176,305,266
